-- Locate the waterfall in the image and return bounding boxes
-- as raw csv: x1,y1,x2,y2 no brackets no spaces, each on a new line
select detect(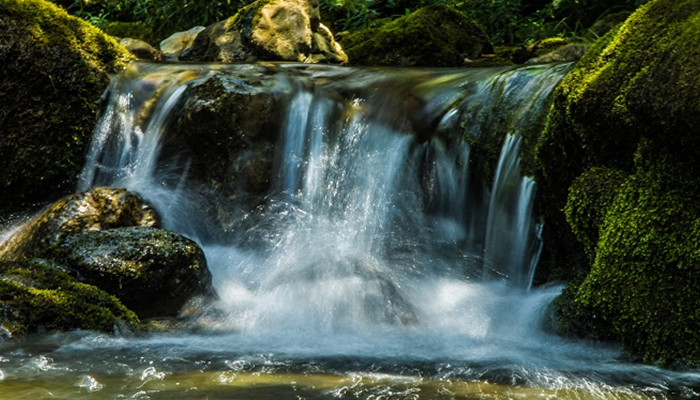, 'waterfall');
80,62,571,335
